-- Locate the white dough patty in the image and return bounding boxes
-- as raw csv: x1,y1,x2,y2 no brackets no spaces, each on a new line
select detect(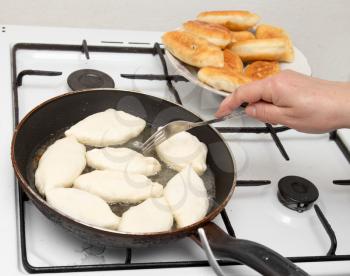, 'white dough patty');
86,147,161,176
65,109,146,147
35,136,86,196
156,131,207,175
164,166,209,228
46,188,120,230
118,197,173,233
74,170,163,203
